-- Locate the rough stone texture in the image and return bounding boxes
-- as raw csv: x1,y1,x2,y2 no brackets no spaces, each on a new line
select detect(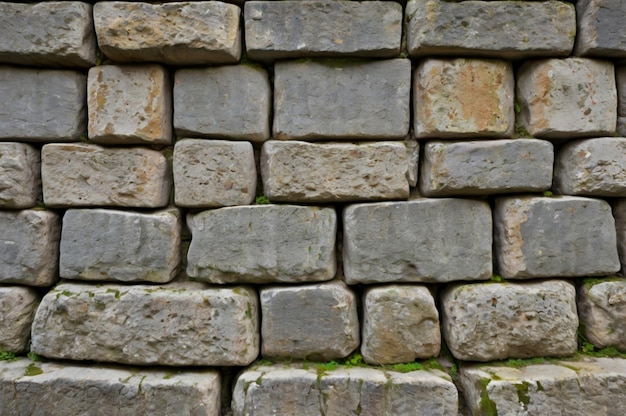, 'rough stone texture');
343,198,492,284
174,66,270,141
615,199,626,272
516,58,617,139
553,138,626,196
420,139,553,196
244,1,402,60
261,141,410,203
88,65,172,145
174,139,256,207
617,66,626,136
361,285,440,365
575,0,626,57
60,208,181,283
0,143,40,208
0,2,96,67
94,1,241,65
0,287,39,353
494,196,620,278
442,280,578,362
0,66,86,142
578,279,626,350
413,58,514,138
31,282,259,366
273,59,410,140
0,210,60,287
407,0,575,59
187,205,336,284
41,143,171,208
260,281,359,360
